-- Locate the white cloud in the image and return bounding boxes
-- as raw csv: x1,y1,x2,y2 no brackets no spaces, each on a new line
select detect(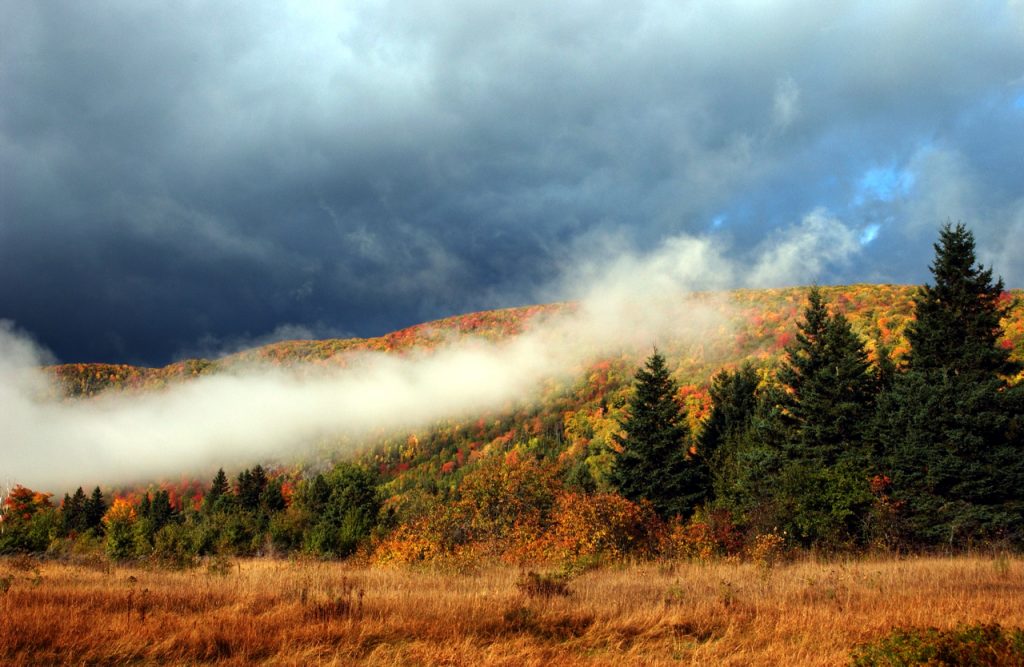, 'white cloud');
772,76,801,130
0,209,864,490
747,209,861,287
